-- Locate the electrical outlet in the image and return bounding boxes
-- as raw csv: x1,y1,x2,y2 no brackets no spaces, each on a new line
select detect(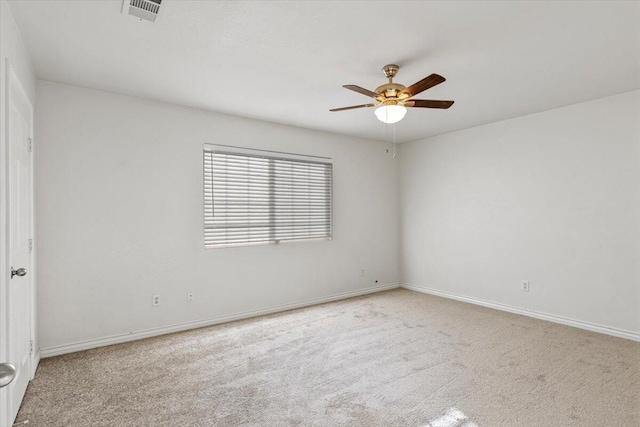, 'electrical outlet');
360,268,366,276
152,294,160,306
522,281,530,292
187,290,194,302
